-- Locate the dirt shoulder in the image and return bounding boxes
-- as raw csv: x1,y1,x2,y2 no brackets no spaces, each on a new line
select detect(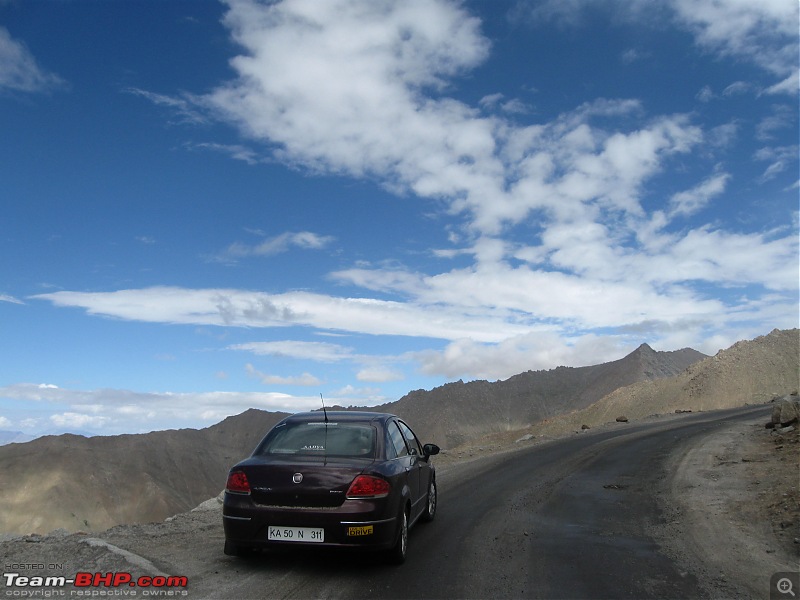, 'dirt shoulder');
652,413,799,598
